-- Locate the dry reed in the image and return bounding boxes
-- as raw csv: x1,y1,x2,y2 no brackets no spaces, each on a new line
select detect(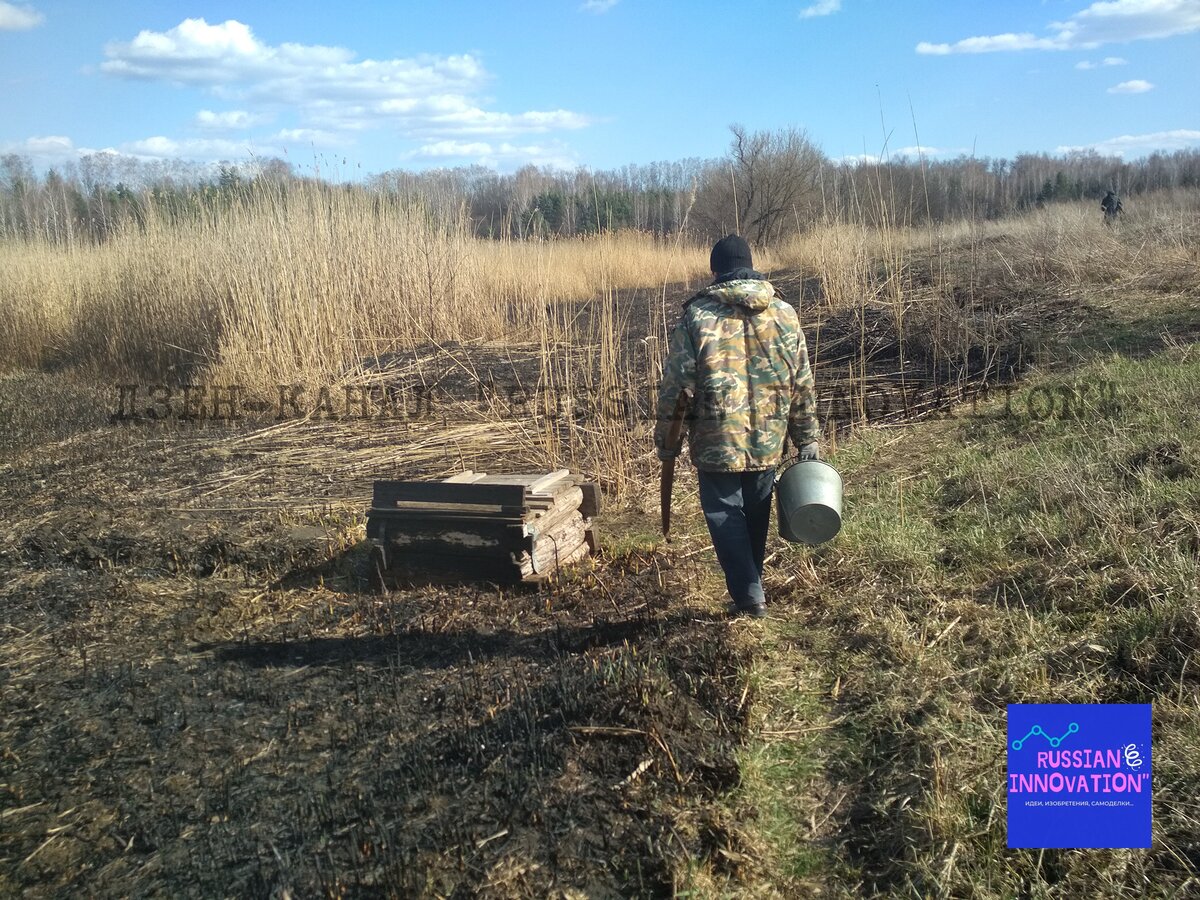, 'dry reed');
0,180,713,396
3,184,1197,495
